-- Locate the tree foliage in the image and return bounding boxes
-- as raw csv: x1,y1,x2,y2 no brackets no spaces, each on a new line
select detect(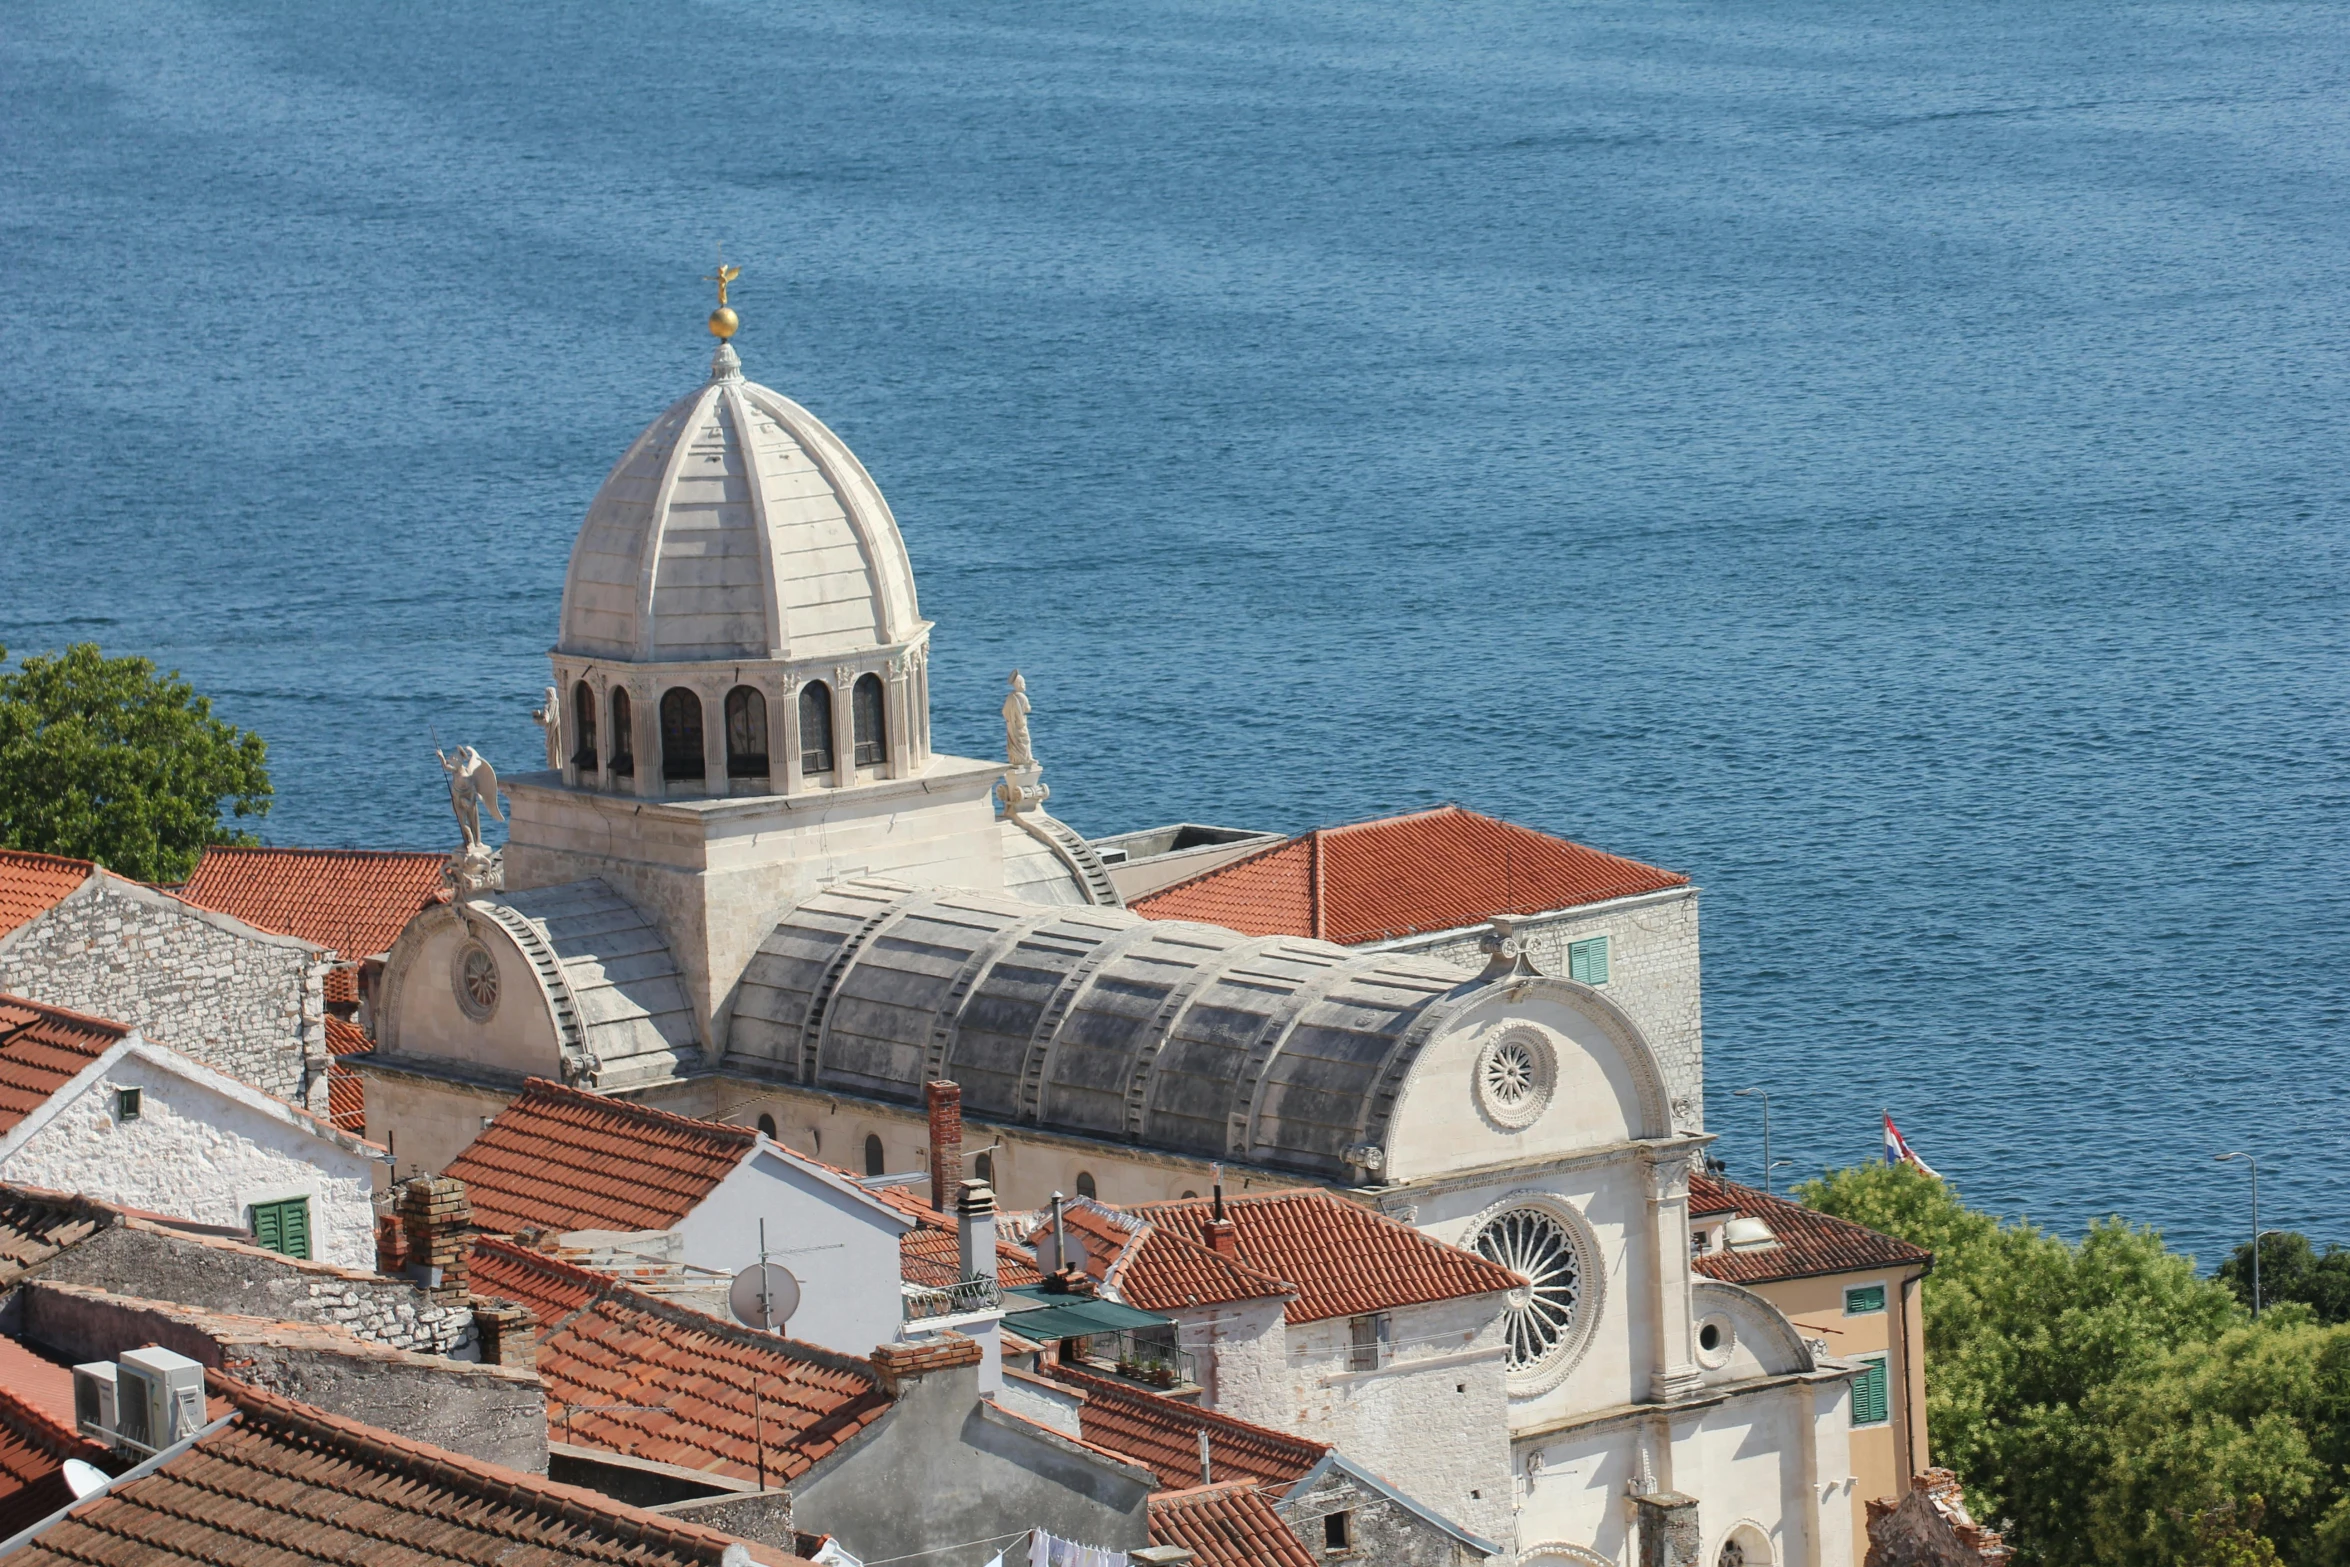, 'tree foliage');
1800,1164,2350,1567
0,643,271,884
2220,1233,2350,1325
